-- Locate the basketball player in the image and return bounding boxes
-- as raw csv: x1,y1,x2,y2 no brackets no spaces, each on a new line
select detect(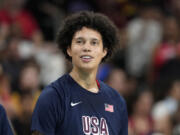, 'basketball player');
31,11,128,135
